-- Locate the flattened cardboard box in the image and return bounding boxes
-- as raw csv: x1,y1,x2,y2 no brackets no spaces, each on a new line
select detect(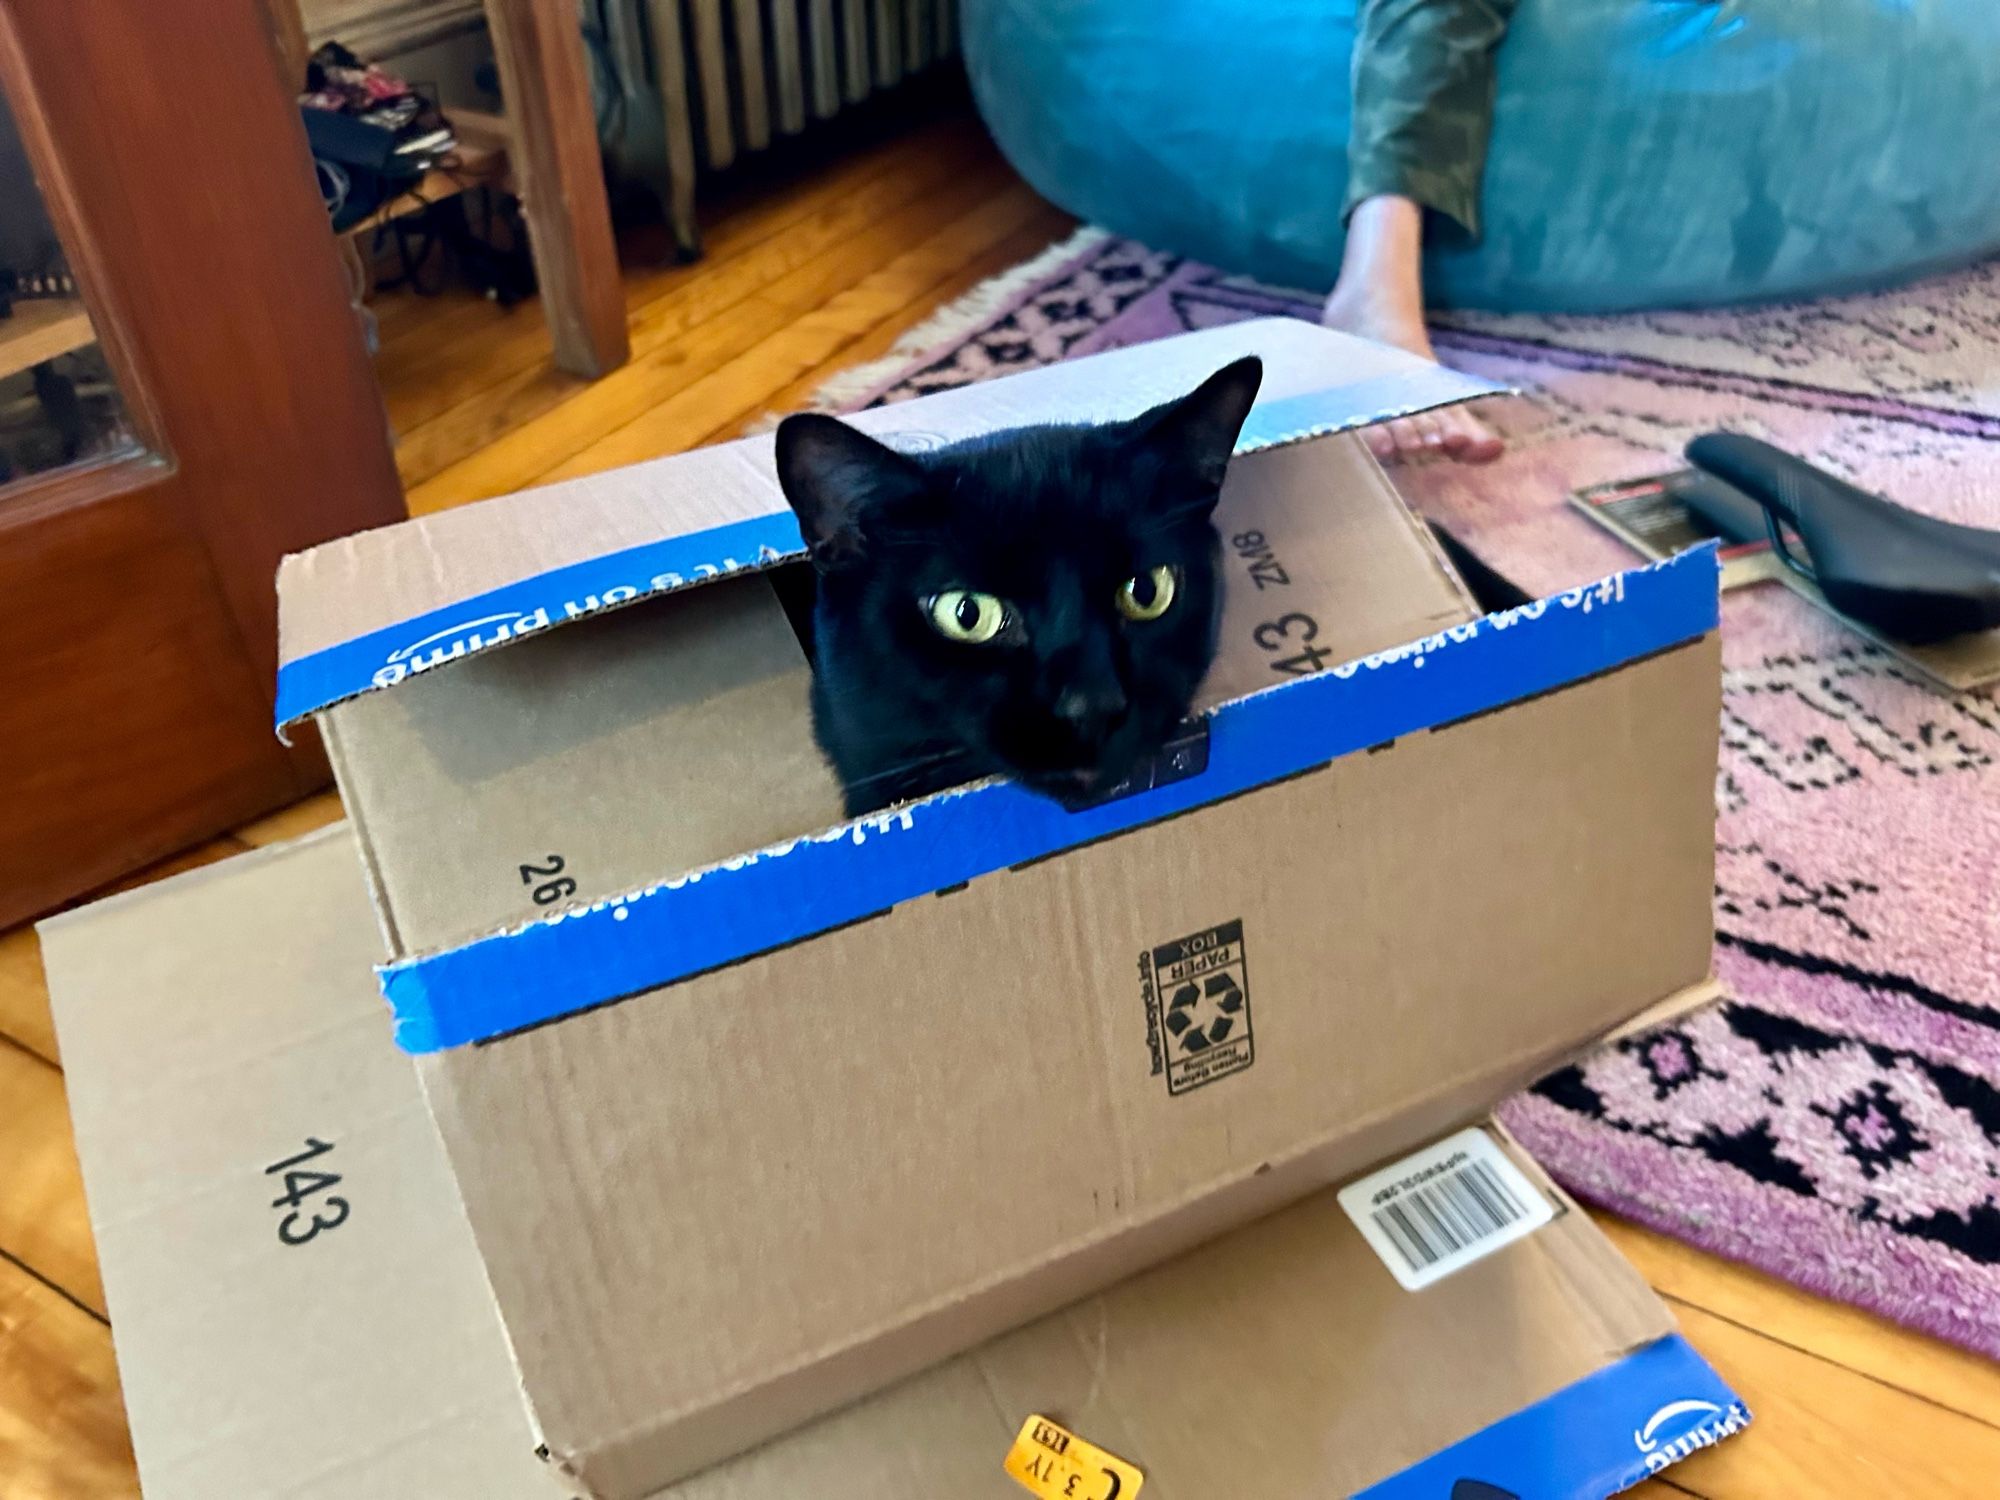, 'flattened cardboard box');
274,320,1726,1493
43,828,1750,1500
